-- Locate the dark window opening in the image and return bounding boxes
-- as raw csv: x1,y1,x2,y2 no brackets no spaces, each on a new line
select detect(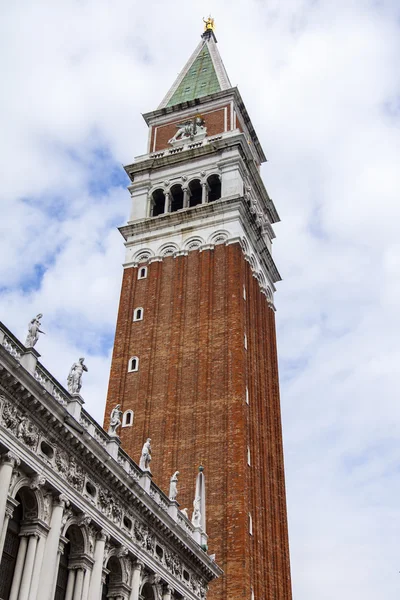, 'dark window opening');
125,412,132,425
40,441,54,459
152,189,166,217
0,498,22,599
207,174,221,202
123,516,132,530
54,537,70,600
170,184,184,212
129,357,139,372
189,179,202,207
86,482,96,497
139,267,147,279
